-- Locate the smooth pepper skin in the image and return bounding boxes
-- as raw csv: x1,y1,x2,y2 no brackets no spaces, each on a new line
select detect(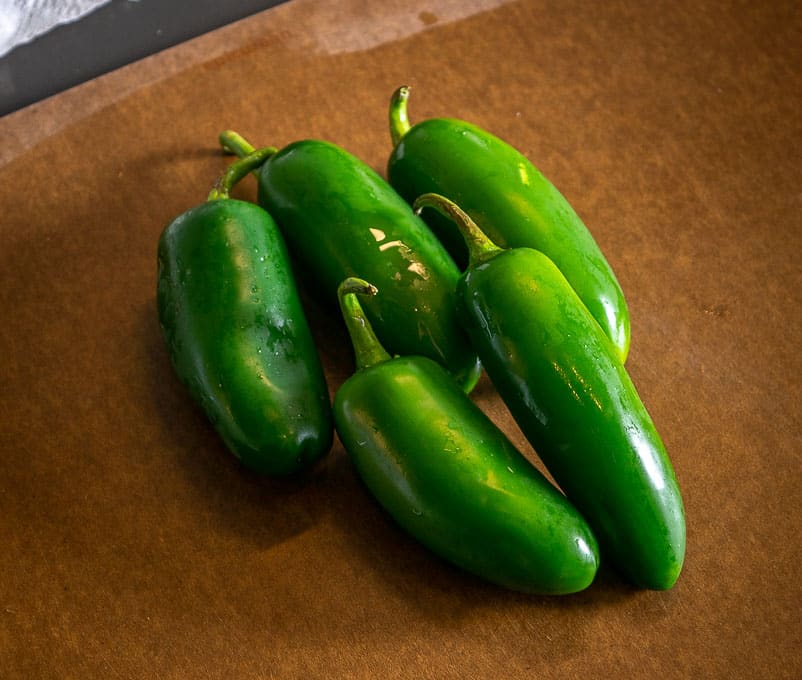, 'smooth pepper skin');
387,87,631,363
457,247,685,590
333,281,600,595
157,199,333,475
221,132,481,392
